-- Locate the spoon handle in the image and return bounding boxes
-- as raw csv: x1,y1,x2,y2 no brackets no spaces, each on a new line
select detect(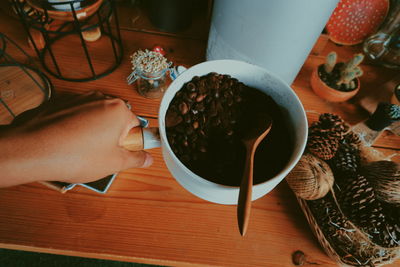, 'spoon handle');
237,144,256,236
